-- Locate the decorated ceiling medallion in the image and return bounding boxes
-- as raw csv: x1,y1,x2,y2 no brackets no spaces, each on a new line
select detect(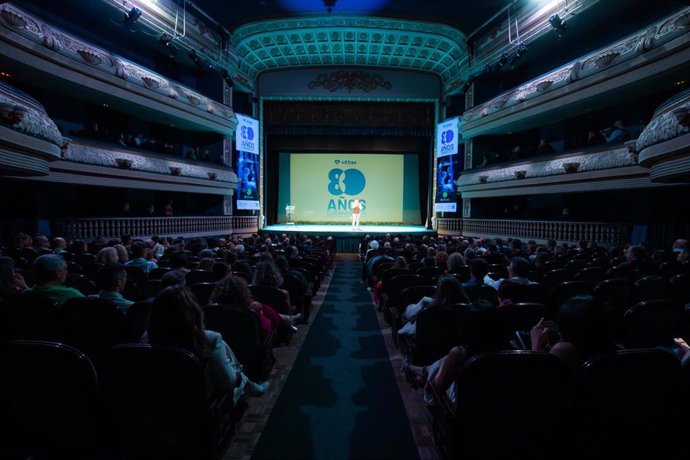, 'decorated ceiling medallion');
308,71,391,93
